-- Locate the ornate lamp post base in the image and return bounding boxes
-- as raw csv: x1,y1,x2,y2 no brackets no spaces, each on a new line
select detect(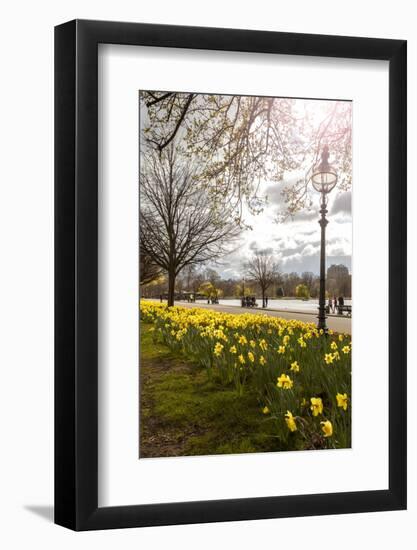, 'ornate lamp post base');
317,195,328,334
